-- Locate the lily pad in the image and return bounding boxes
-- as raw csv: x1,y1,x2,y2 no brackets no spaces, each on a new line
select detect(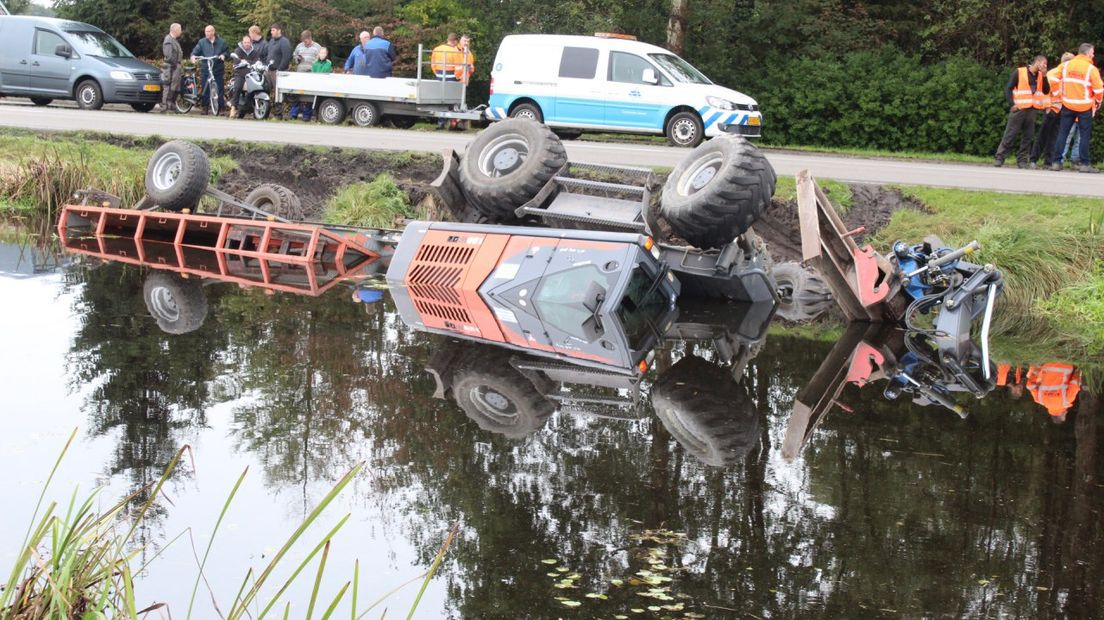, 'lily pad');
542,559,558,565
560,600,582,608
610,579,624,587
